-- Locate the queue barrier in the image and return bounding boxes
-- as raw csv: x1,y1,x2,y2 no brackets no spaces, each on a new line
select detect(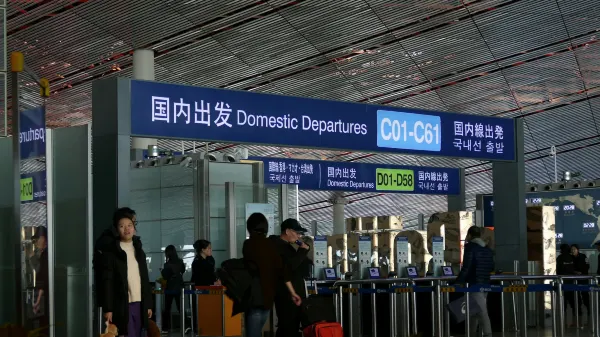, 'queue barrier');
330,275,600,337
